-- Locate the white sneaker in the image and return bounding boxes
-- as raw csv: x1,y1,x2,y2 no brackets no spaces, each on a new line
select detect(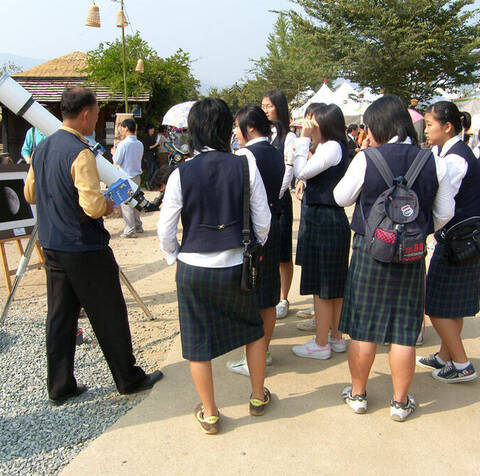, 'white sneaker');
296,307,314,318
341,386,368,414
328,336,348,353
390,395,417,422
226,356,250,377
276,299,289,319
292,338,331,360
296,316,316,331
227,351,272,377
